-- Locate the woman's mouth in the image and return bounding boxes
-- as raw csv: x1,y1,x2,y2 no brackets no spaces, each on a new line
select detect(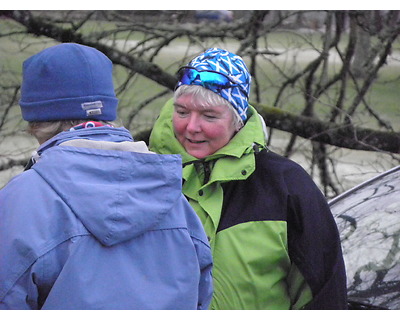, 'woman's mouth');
187,138,206,144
